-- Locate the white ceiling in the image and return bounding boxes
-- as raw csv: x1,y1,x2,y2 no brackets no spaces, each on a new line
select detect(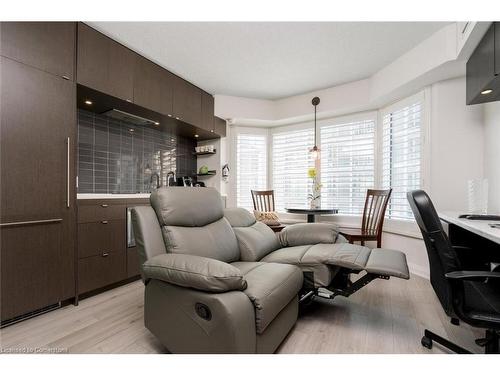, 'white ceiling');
89,22,449,100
